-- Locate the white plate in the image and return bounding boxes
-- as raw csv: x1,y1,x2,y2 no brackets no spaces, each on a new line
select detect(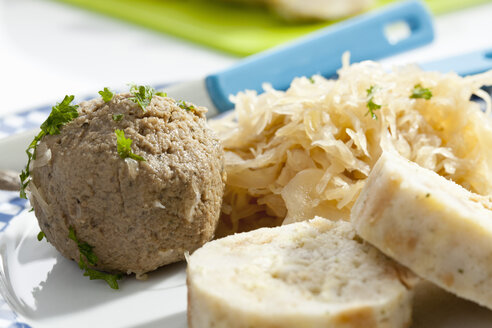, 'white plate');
3,207,492,327
0,209,188,328
2,126,492,328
